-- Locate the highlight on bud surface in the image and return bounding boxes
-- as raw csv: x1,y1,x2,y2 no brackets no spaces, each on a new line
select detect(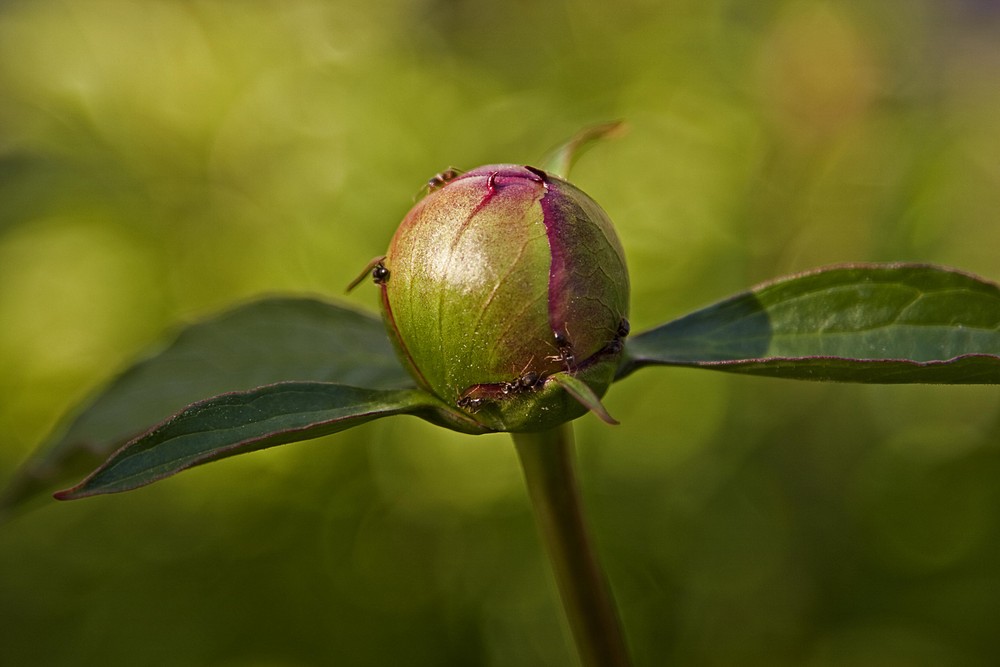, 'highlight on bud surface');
369,164,630,432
